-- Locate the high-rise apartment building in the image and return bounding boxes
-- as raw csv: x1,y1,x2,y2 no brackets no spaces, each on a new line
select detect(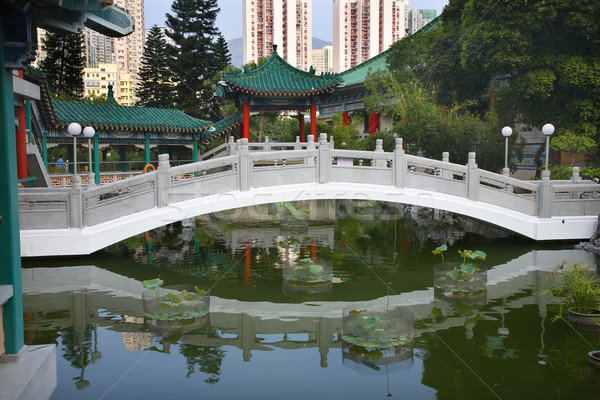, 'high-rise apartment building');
84,27,115,67
312,45,333,74
408,9,437,34
243,0,312,71
83,63,134,106
333,0,409,72
113,0,145,102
